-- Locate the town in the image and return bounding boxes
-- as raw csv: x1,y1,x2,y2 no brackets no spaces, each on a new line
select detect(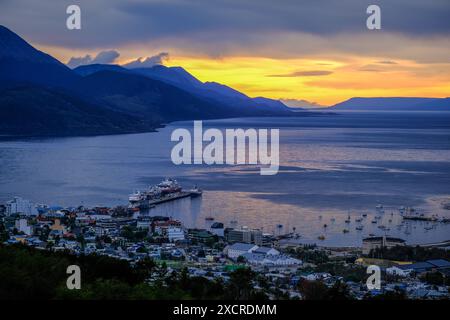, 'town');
0,195,449,300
